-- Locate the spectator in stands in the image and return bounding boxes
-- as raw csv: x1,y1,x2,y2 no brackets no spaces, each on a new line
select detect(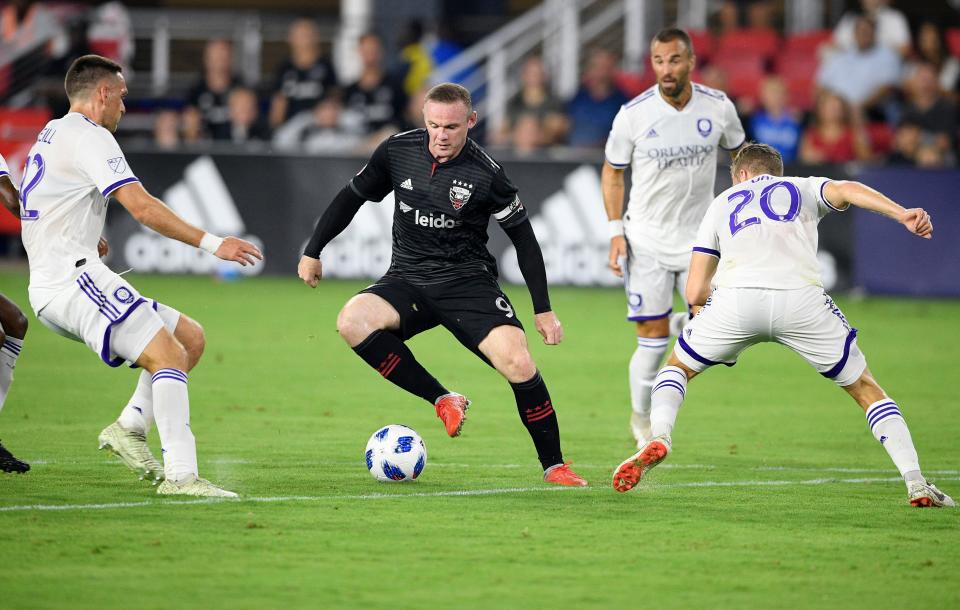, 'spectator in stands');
272,95,364,154
342,32,405,139
817,15,902,123
396,20,433,97
749,76,801,163
183,39,240,141
833,0,911,57
226,87,270,145
566,48,628,148
397,86,429,133
510,112,545,157
493,55,567,147
269,18,339,129
888,120,921,165
900,62,956,164
799,91,871,164
911,22,959,93
153,109,181,151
